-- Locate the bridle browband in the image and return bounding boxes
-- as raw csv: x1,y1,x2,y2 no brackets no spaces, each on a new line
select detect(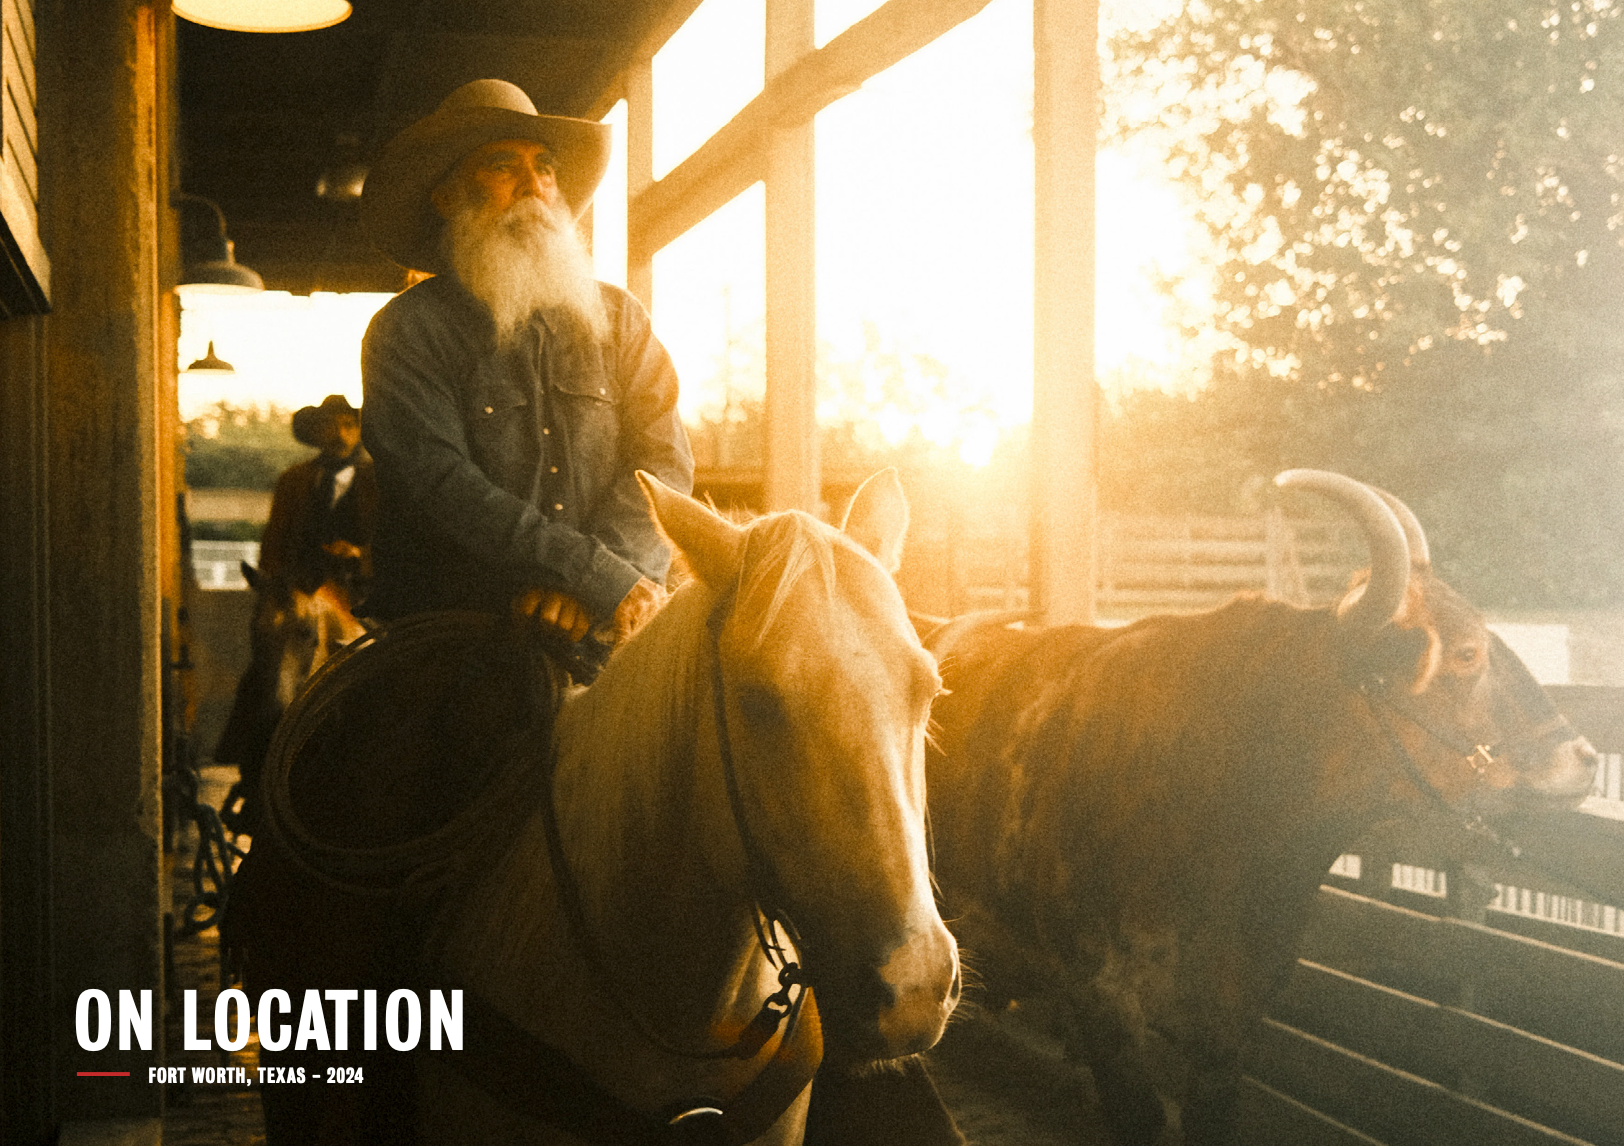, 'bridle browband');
534,587,816,1132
